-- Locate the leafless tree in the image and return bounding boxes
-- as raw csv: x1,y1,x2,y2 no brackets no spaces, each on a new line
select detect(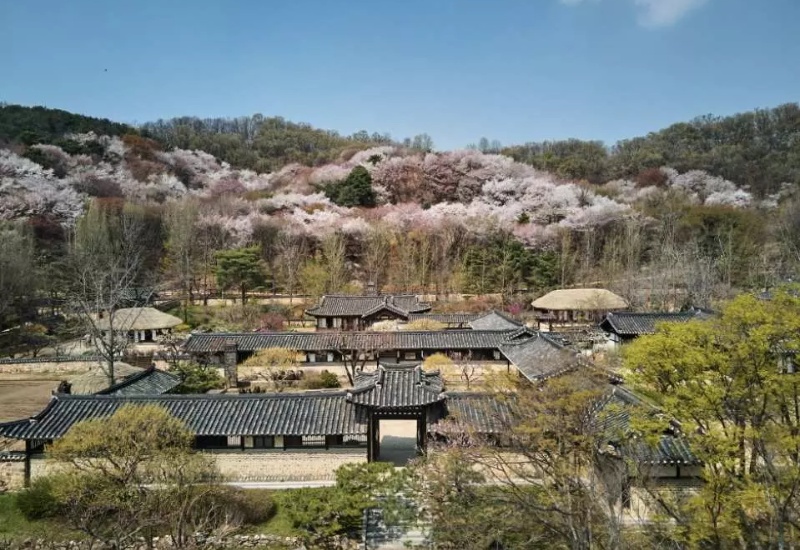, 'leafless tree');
276,231,307,304
0,224,37,329
64,201,154,385
164,199,199,322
